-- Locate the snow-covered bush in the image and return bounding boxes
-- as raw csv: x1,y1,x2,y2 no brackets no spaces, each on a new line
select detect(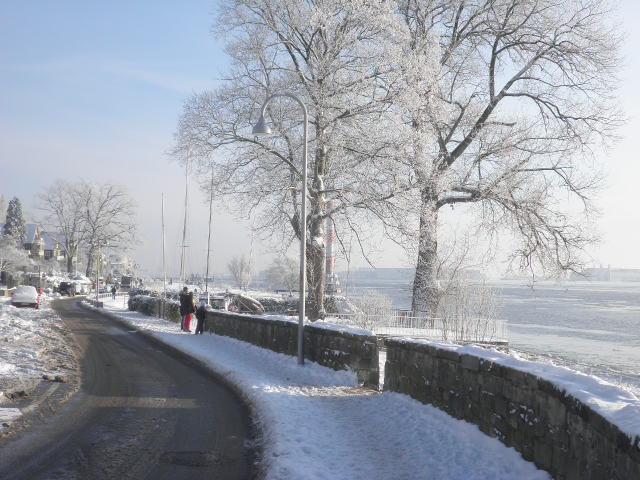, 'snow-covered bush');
0,235,32,287
436,276,499,342
348,290,394,331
